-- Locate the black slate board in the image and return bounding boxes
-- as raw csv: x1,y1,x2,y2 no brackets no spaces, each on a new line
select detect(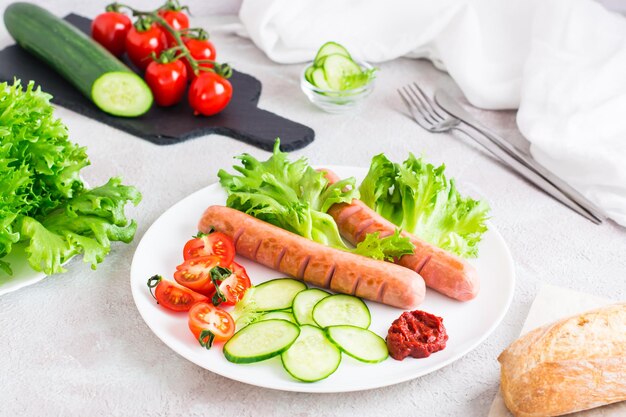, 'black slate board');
0,14,314,151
